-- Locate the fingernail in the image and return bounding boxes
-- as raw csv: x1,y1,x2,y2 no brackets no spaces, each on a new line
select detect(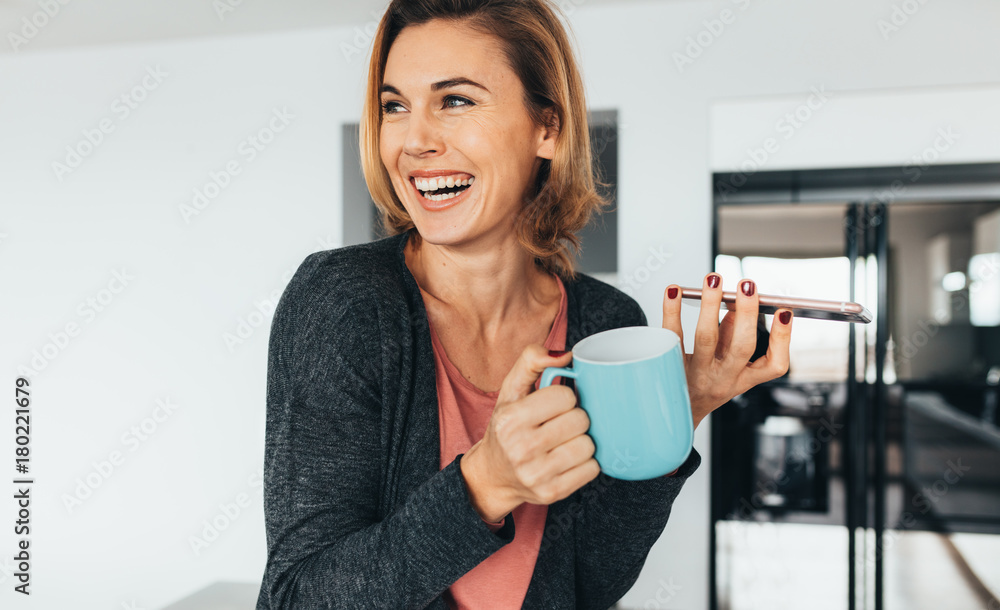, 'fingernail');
667,286,678,299
707,274,720,289
741,280,756,297
548,350,568,358
779,311,791,325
